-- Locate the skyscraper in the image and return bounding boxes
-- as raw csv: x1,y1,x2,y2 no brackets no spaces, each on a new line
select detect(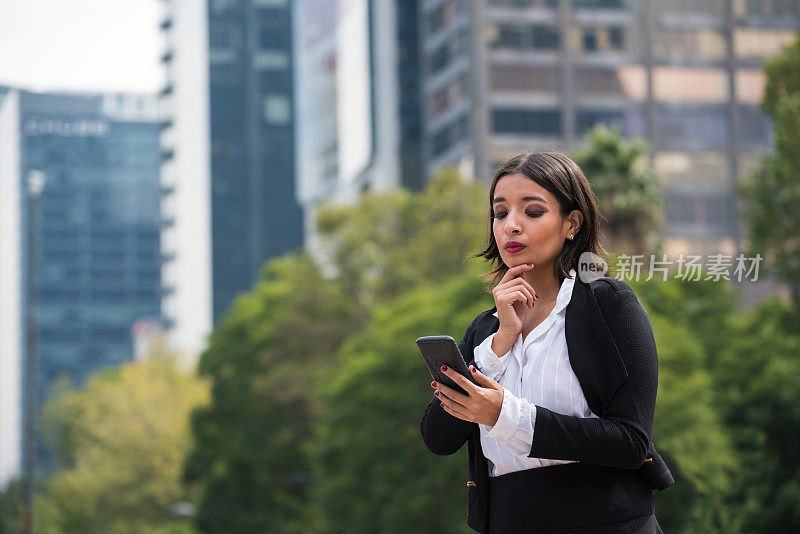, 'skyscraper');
294,0,424,261
0,89,162,478
159,0,303,359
